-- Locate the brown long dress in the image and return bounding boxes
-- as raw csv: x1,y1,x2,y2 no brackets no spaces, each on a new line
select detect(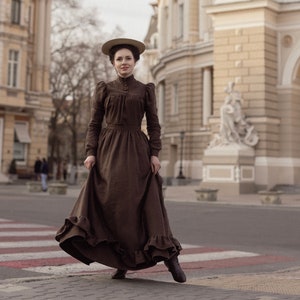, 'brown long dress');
55,75,182,270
